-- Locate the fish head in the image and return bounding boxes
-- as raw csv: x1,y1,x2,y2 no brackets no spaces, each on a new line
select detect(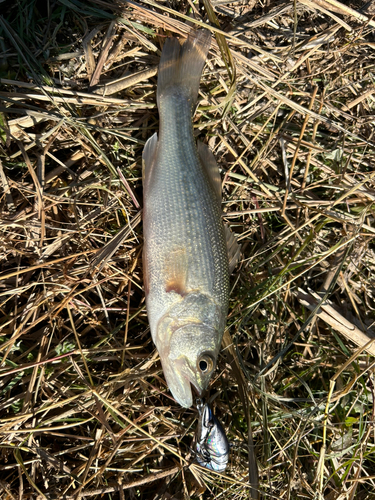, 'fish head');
158,323,220,408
